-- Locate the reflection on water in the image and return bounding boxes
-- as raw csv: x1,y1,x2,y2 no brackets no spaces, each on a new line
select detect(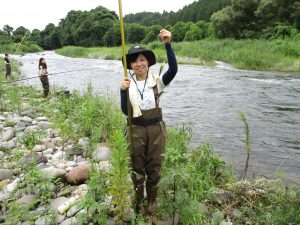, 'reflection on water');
15,51,300,184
